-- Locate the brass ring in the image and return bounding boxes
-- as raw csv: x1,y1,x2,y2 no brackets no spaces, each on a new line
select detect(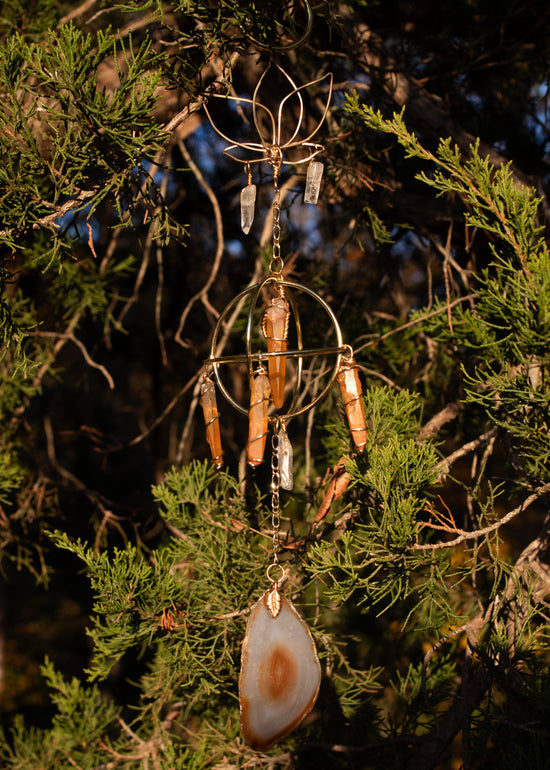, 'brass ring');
266,562,286,584
207,277,345,420
247,0,313,52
